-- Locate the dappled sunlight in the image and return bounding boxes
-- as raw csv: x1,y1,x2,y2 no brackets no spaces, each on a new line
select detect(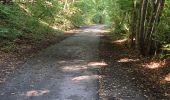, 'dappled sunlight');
18,4,32,15
88,61,108,67
62,61,107,72
142,61,165,69
113,39,127,44
51,26,60,30
58,60,67,64
160,73,170,97
117,57,139,63
45,1,53,6
58,60,84,64
164,73,170,82
63,65,88,72
21,89,50,97
84,29,110,33
165,92,170,97
39,20,49,26
72,75,100,82
66,29,84,34
0,0,168,99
